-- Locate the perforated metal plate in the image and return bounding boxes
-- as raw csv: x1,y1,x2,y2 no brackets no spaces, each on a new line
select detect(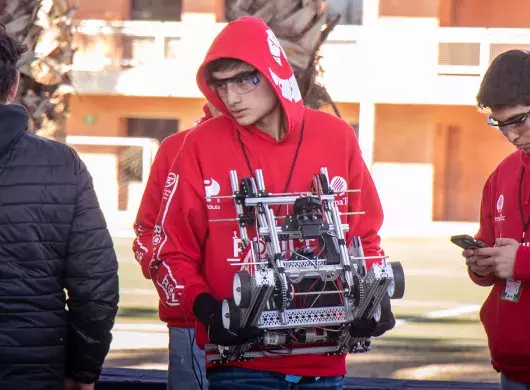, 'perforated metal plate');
254,268,275,287
258,306,347,329
282,259,326,269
